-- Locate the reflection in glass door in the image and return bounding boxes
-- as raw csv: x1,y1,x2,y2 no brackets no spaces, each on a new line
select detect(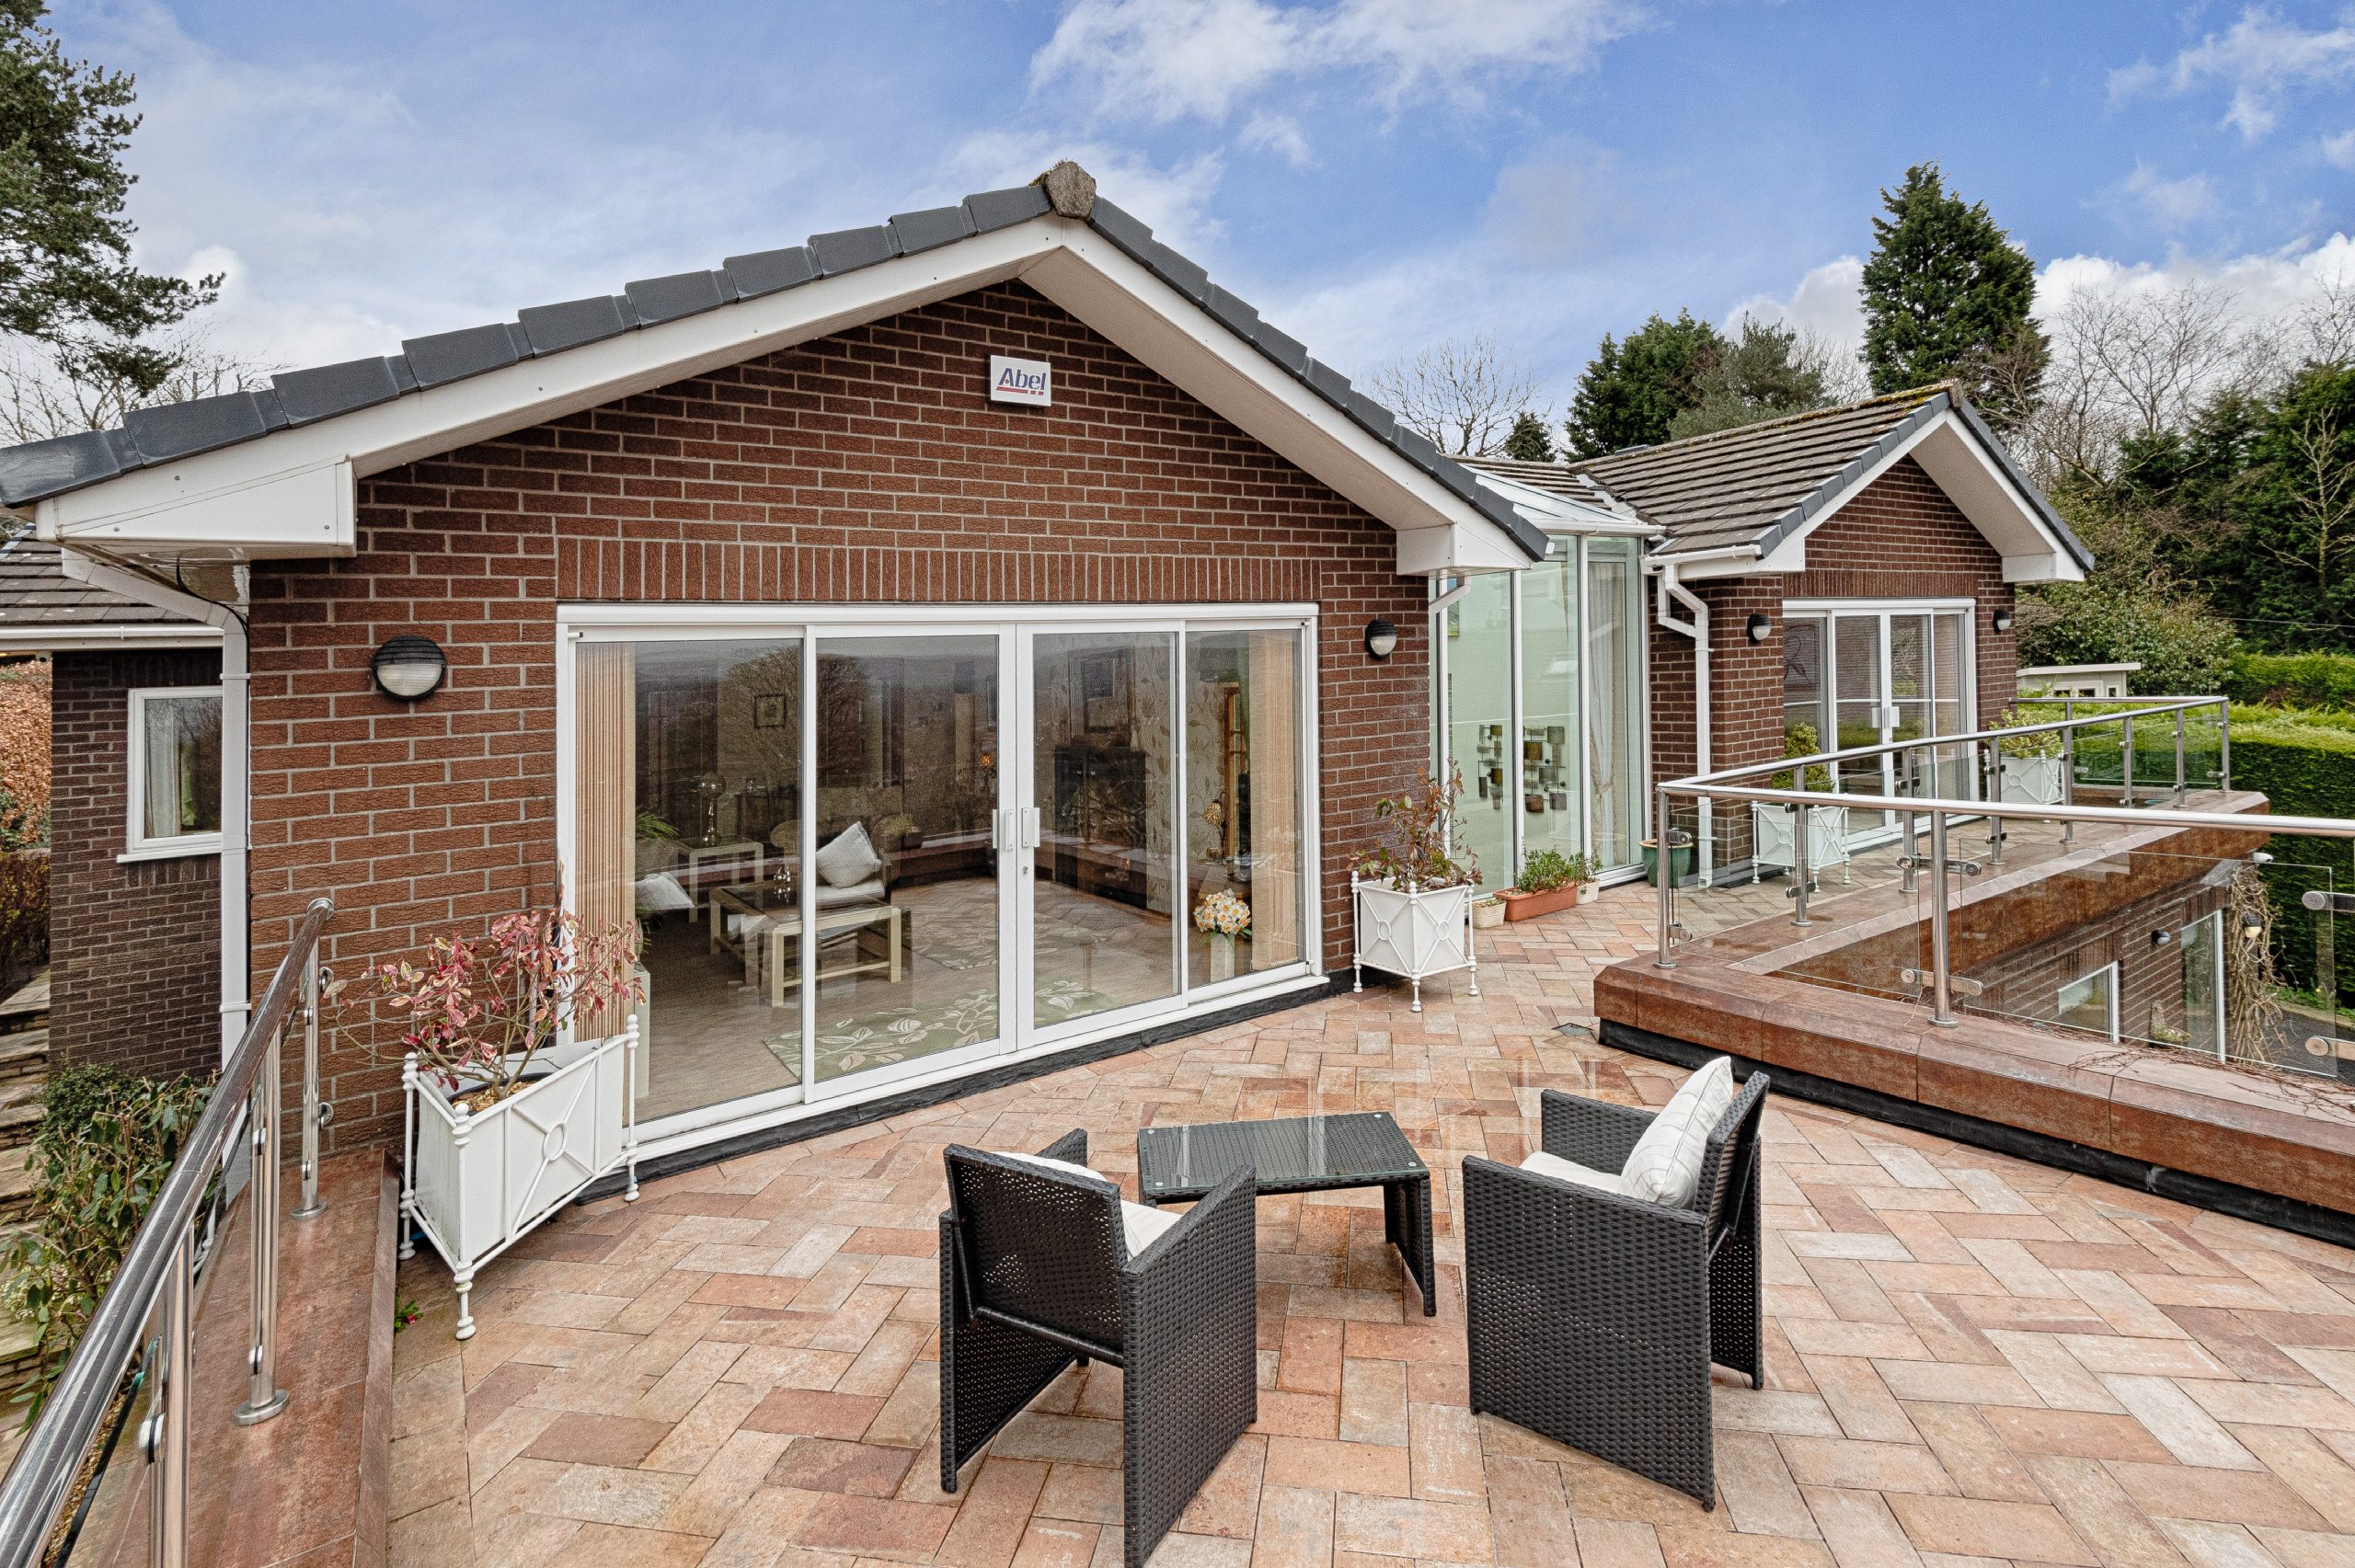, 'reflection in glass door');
812,635,1006,1089
1585,540,1644,869
1520,544,1580,871
1185,629,1306,989
1030,632,1179,1028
